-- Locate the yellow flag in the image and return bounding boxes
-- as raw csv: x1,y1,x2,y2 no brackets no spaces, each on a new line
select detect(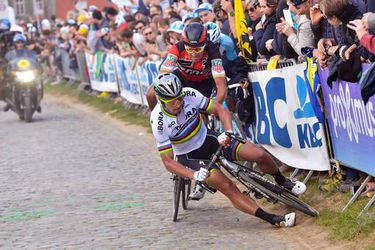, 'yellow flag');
234,0,252,64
